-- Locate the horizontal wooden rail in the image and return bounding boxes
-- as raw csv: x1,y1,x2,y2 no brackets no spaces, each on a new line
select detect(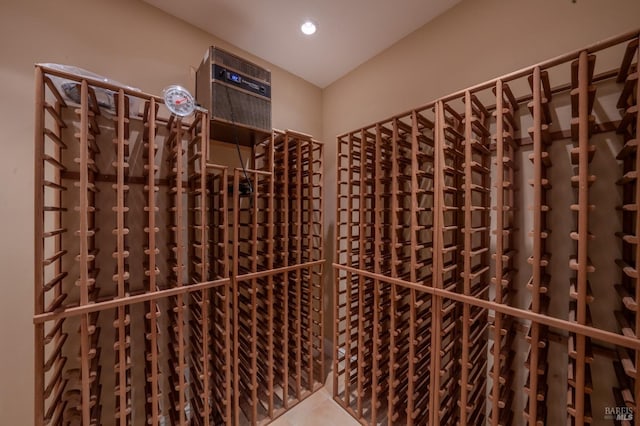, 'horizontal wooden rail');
33,278,230,323
334,263,640,351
